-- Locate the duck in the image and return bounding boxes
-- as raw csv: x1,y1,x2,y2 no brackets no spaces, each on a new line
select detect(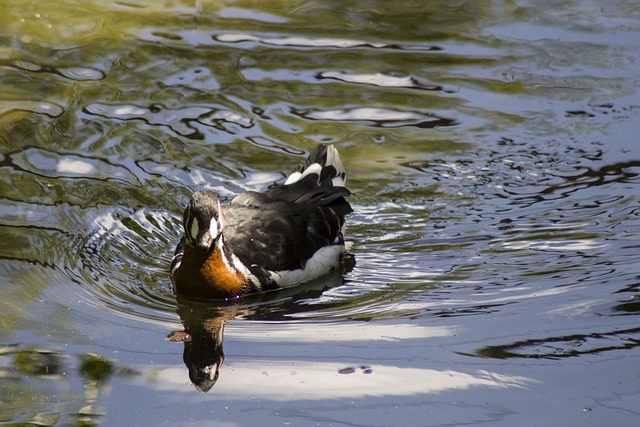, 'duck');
170,144,352,299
